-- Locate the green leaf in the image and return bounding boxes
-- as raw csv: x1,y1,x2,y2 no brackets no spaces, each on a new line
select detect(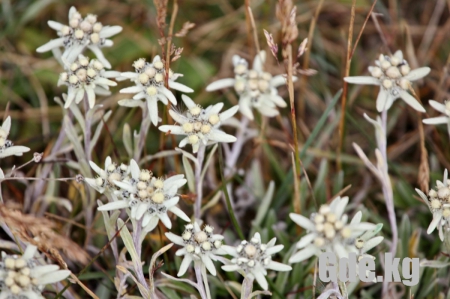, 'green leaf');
117,219,140,266
123,123,133,157
182,155,195,193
